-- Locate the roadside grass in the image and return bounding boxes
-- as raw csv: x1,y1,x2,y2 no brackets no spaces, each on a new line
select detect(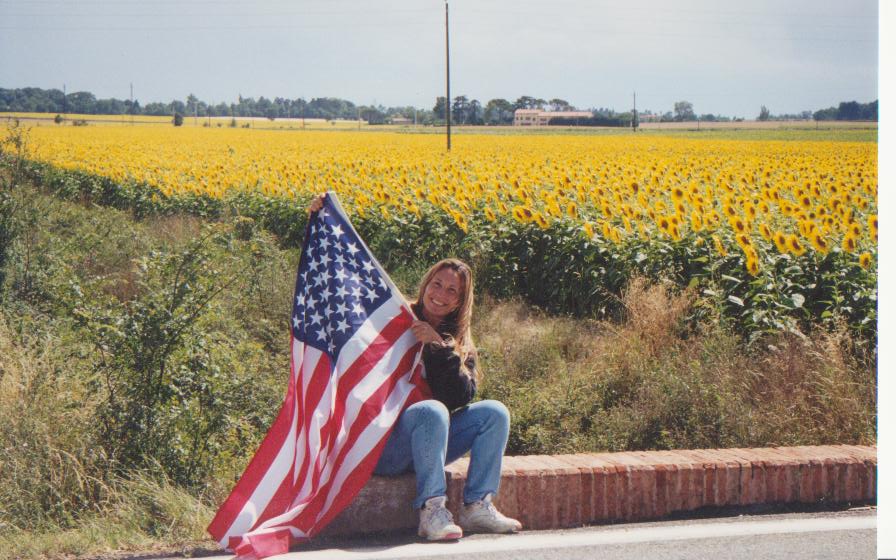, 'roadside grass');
477,279,876,454
0,181,876,558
